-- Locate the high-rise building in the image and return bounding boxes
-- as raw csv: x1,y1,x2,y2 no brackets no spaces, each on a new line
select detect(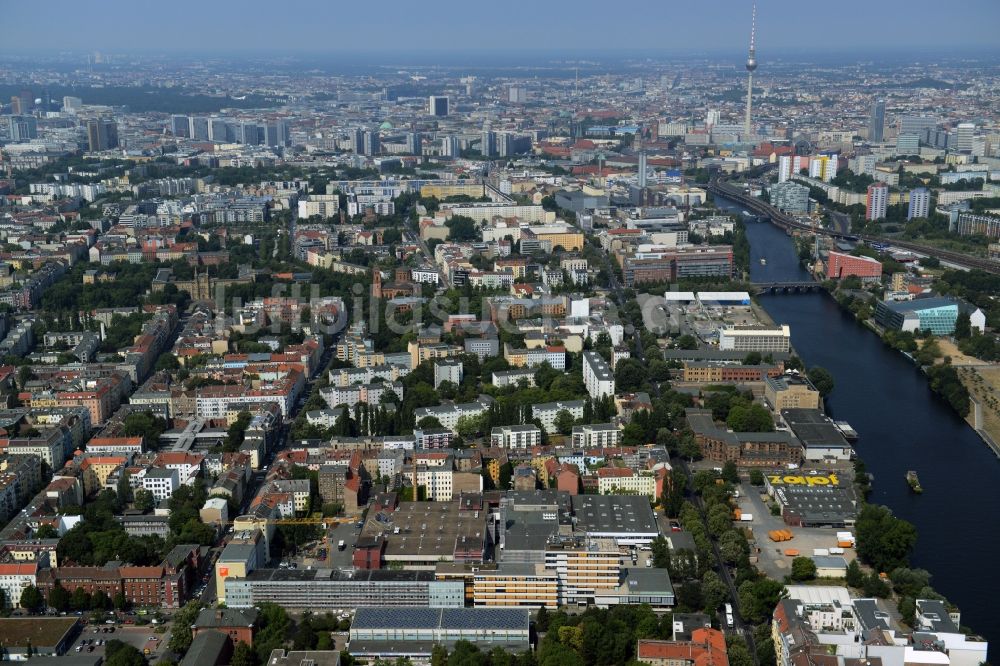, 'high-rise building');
706,109,721,130
235,122,261,145
899,115,937,138
848,154,876,176
637,152,648,188
353,129,365,155
264,120,290,147
866,183,888,221
771,181,810,213
868,99,886,143
908,188,930,220
480,131,497,158
62,96,82,112
208,118,228,142
507,86,527,104
777,155,806,183
955,123,975,153
497,133,514,158
14,89,33,115
86,119,119,151
428,96,449,117
808,154,838,182
442,135,460,158
363,130,380,156
9,96,23,115
7,115,37,142
189,116,210,141
896,134,920,154
743,2,758,140
405,132,423,156
170,115,190,138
